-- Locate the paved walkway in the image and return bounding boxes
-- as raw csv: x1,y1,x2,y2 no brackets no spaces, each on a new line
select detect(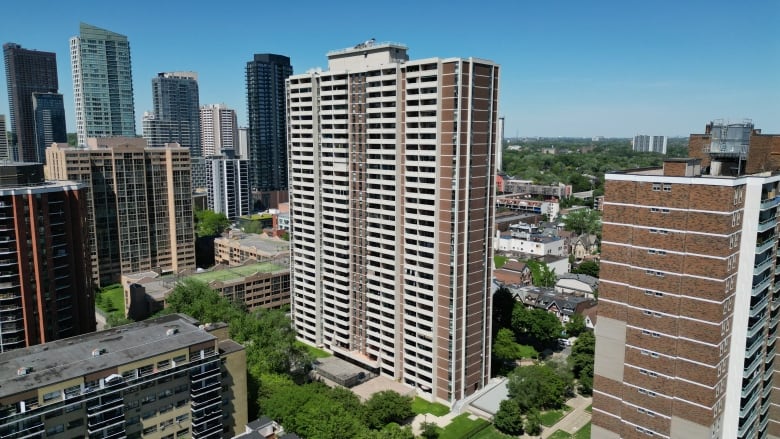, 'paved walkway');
410,410,475,436
538,394,592,439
